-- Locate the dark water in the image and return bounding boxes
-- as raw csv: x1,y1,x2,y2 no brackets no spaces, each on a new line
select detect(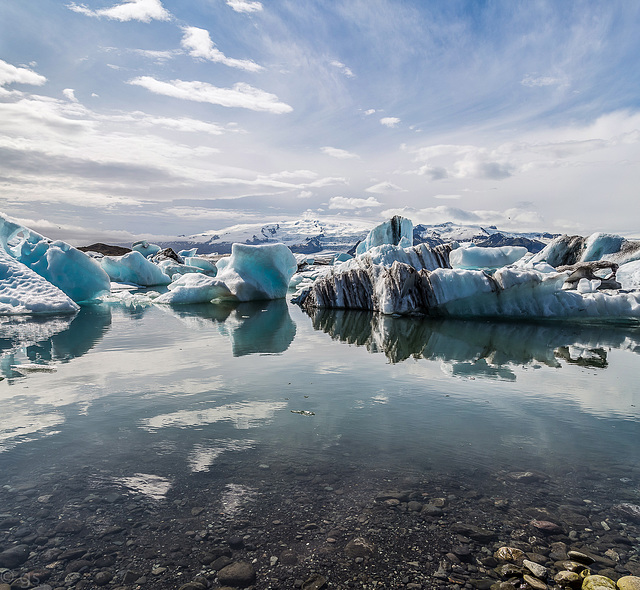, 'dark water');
1,301,639,493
